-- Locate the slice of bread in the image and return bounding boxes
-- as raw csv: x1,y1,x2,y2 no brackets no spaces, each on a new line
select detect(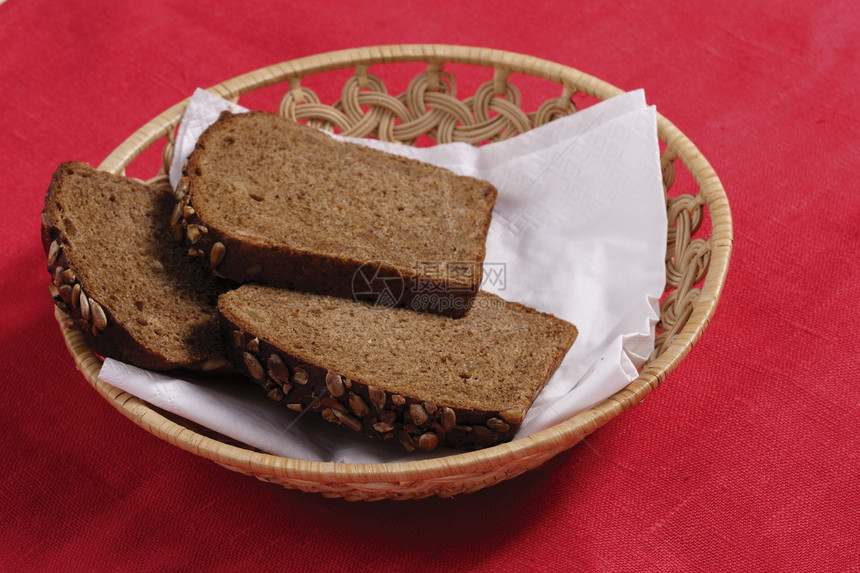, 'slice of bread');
175,111,498,318
41,162,227,370
219,284,577,451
